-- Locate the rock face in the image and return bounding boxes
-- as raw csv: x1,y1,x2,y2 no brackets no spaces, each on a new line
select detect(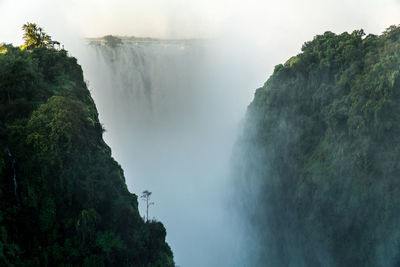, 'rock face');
232,26,400,266
0,45,174,266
